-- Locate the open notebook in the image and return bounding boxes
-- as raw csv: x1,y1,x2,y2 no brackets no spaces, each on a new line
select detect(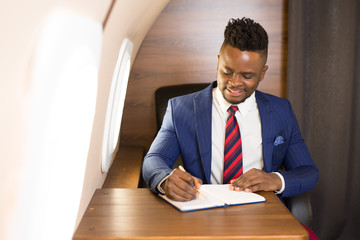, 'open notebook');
159,184,266,212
